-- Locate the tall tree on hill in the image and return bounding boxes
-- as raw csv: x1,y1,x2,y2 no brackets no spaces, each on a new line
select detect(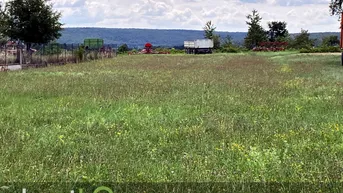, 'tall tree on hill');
3,0,63,50
244,10,267,49
289,29,314,49
267,21,289,42
203,21,221,49
203,21,216,39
